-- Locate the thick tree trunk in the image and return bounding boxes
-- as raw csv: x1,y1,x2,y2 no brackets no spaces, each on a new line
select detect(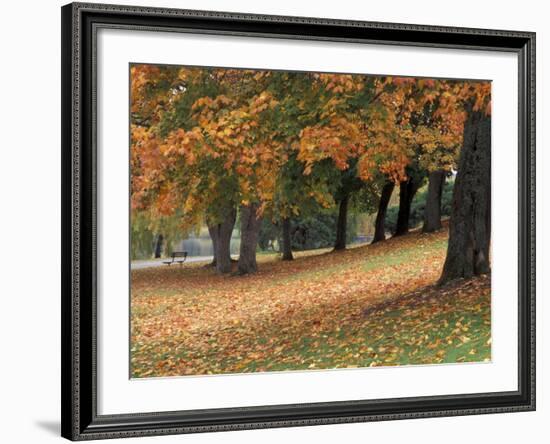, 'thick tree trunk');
207,224,218,267
394,177,420,237
334,194,349,251
153,234,163,258
281,217,293,261
422,170,446,233
207,206,236,274
372,181,395,243
238,203,262,274
439,110,491,285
